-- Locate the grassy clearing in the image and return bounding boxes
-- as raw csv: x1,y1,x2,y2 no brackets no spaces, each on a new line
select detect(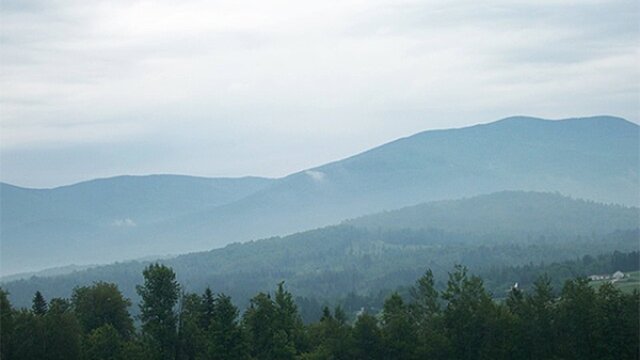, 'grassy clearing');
590,270,640,294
